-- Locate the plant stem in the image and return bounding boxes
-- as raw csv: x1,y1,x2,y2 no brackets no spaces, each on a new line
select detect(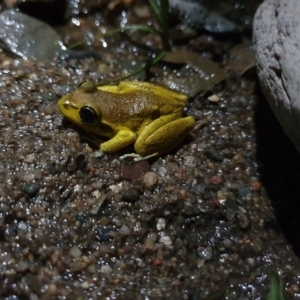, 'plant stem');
159,0,171,51
96,51,167,86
